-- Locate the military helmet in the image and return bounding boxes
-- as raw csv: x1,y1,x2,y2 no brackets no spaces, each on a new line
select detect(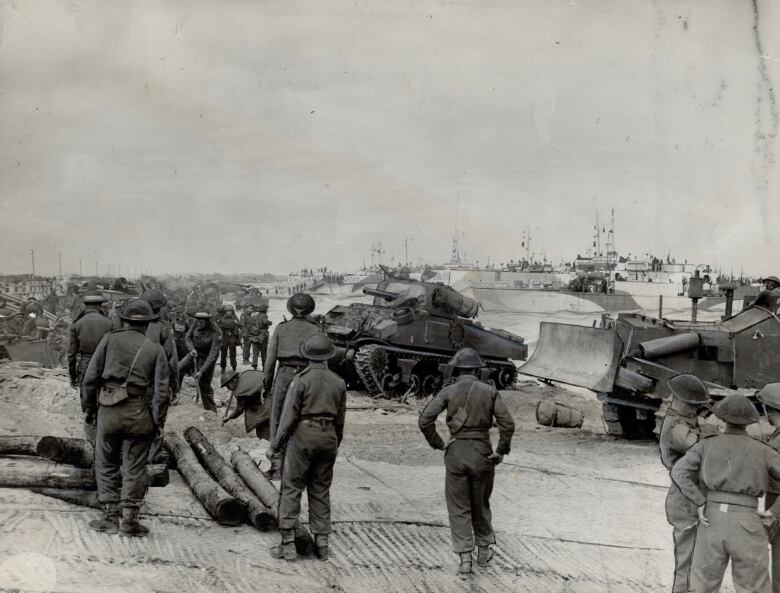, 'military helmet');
299,334,336,361
287,293,315,316
119,298,158,322
220,369,240,387
82,291,107,305
668,374,709,404
763,275,780,287
194,311,212,320
448,347,484,369
756,384,780,411
712,393,760,425
140,288,167,312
